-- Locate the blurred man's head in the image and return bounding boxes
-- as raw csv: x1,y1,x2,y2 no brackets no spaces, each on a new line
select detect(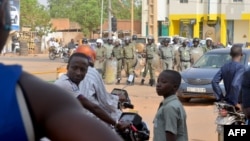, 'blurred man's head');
0,0,11,51
230,45,242,58
67,53,89,85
